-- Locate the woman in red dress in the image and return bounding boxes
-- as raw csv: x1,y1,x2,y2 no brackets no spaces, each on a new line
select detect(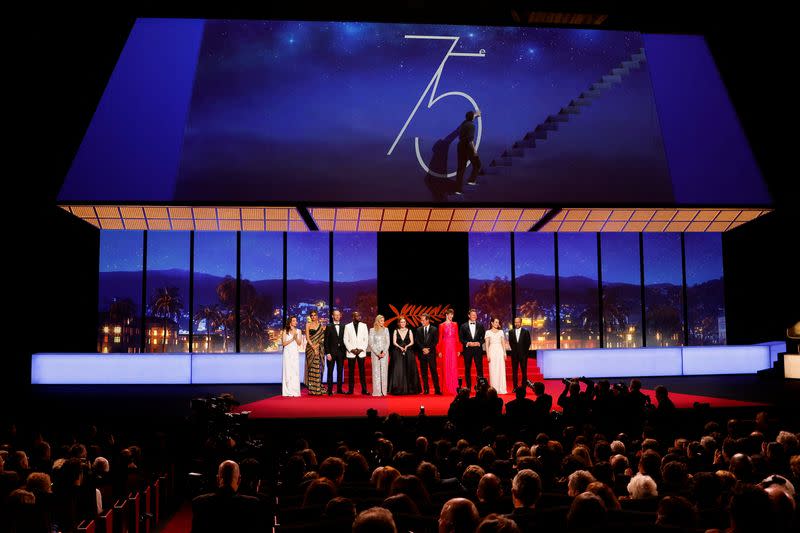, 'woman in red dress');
437,308,463,394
